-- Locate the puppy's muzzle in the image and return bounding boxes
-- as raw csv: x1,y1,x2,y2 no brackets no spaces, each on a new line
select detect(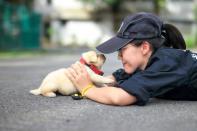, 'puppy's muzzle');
98,54,106,62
